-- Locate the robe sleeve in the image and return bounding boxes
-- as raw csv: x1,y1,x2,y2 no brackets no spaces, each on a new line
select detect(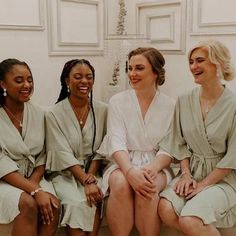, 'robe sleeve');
97,98,128,161
106,97,128,160
159,97,192,160
45,111,81,172
35,145,46,167
217,114,236,169
0,143,19,179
